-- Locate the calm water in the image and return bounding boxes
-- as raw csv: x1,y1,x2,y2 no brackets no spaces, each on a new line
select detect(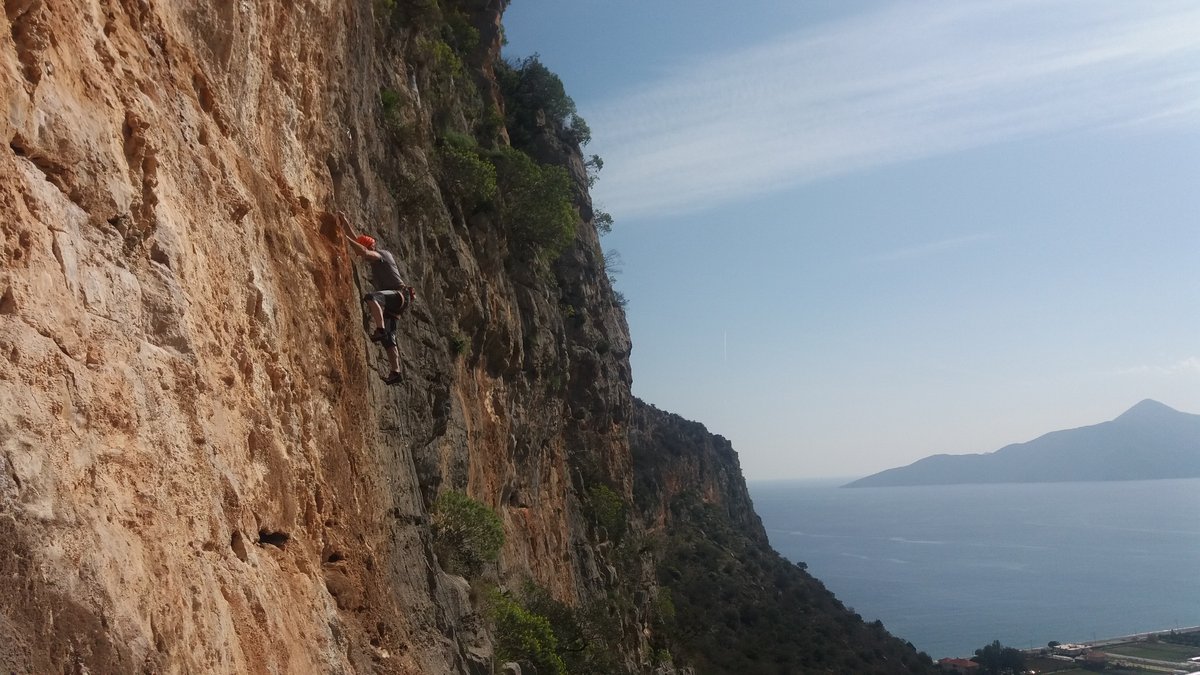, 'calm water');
749,478,1200,659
